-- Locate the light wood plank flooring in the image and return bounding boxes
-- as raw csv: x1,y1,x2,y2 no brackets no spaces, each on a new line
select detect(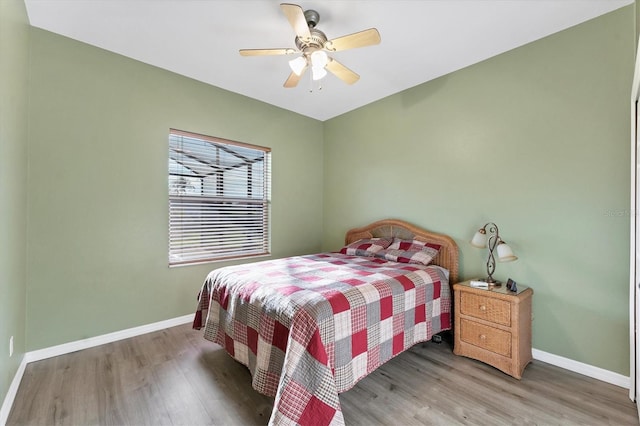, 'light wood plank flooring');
7,323,638,425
